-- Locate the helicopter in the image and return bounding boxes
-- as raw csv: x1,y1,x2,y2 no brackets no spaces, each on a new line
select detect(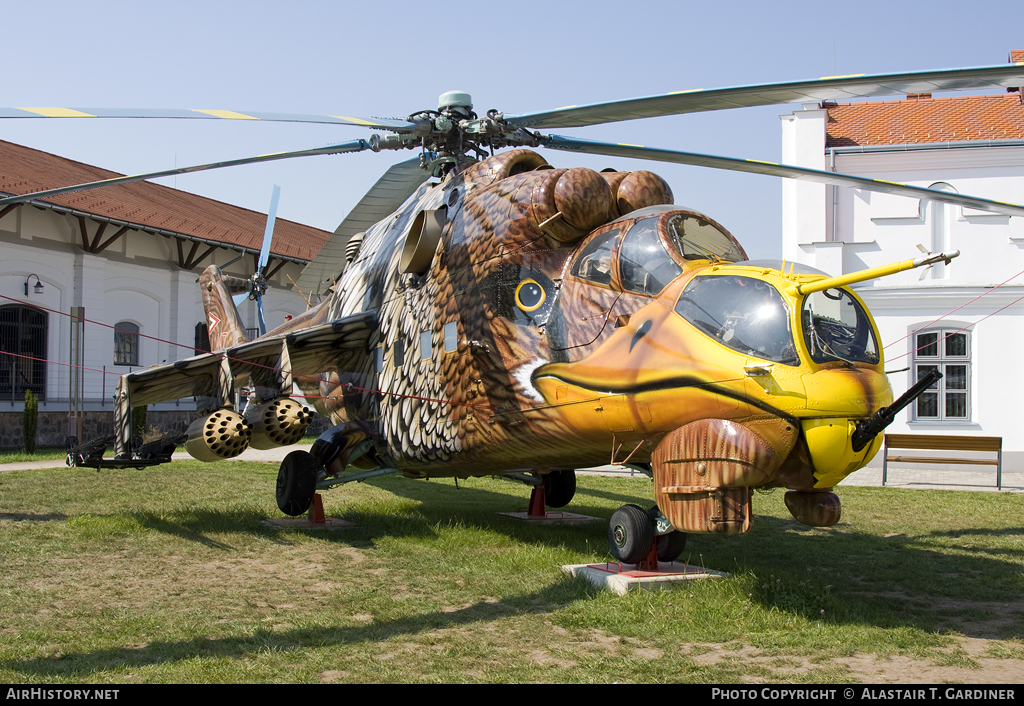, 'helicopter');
3,62,1023,565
